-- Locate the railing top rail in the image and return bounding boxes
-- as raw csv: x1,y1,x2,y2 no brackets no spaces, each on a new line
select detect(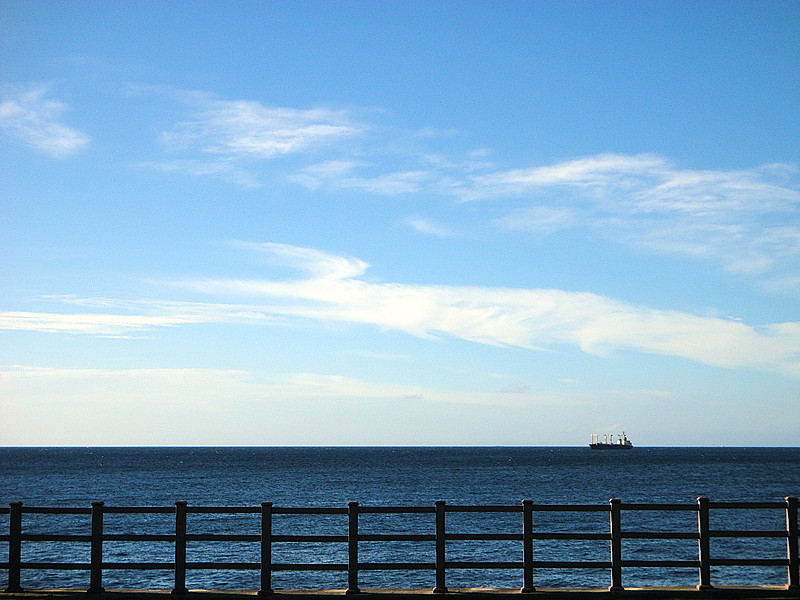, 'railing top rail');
445,504,521,513
187,506,260,514
359,506,435,514
709,501,788,509
530,503,609,511
619,503,697,511
18,507,92,515
7,500,793,511
272,506,348,515
104,506,175,514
